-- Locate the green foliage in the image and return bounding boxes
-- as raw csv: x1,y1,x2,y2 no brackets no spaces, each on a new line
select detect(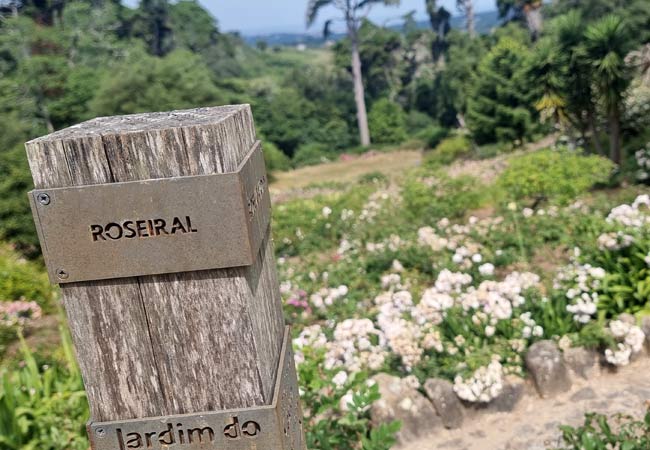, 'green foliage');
0,147,40,258
552,409,650,450
0,245,53,310
467,37,538,145
402,171,484,223
415,31,487,127
333,21,402,104
368,99,407,145
424,134,472,167
0,328,89,450
498,149,614,205
293,143,336,168
273,186,372,256
415,125,449,150
91,49,224,116
263,140,291,172
358,171,389,185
